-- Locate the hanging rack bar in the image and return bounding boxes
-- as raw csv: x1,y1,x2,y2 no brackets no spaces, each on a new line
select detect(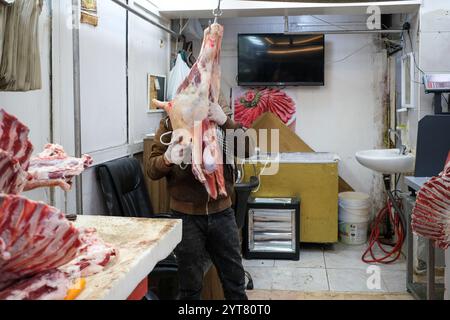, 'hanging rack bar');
111,0,177,37
72,0,83,215
285,29,404,35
